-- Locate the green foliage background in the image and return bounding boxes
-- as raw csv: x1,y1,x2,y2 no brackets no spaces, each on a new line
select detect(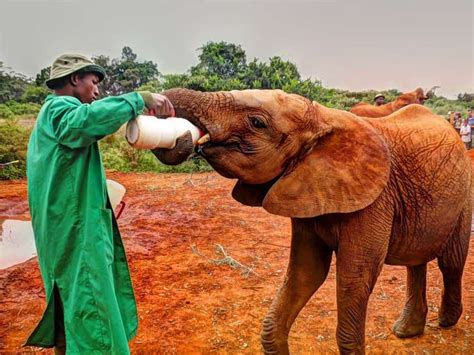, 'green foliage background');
0,42,472,180
0,121,31,180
